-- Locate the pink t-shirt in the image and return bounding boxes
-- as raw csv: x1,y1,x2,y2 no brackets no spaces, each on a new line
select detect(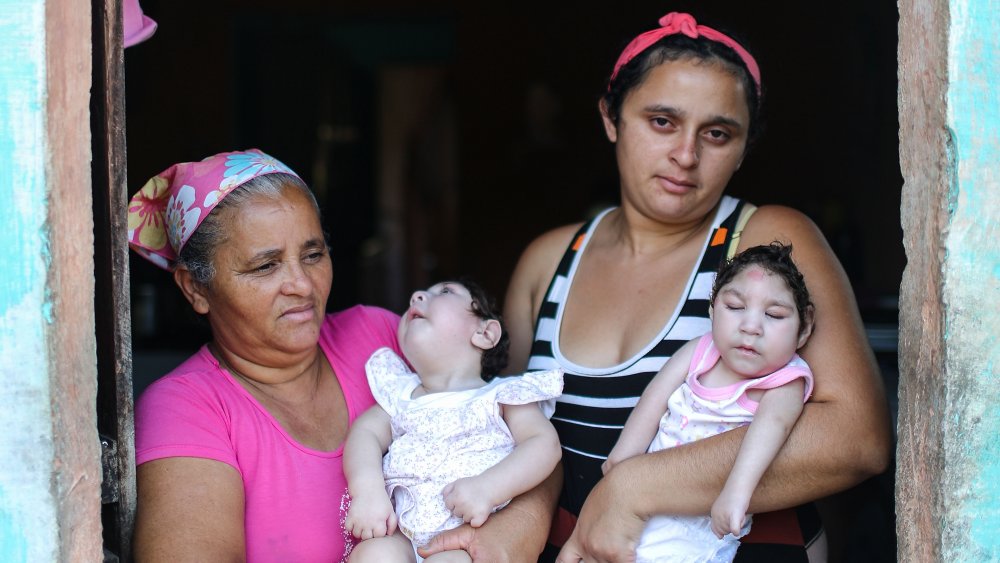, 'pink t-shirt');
135,305,402,563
